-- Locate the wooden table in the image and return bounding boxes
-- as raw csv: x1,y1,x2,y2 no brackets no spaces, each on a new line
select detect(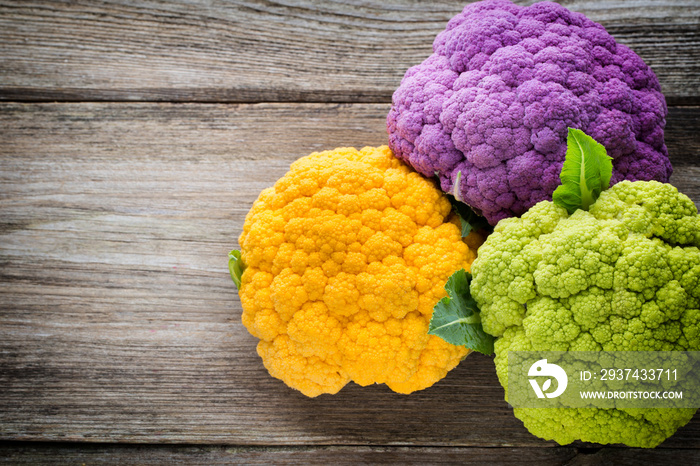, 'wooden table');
1,1,699,464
